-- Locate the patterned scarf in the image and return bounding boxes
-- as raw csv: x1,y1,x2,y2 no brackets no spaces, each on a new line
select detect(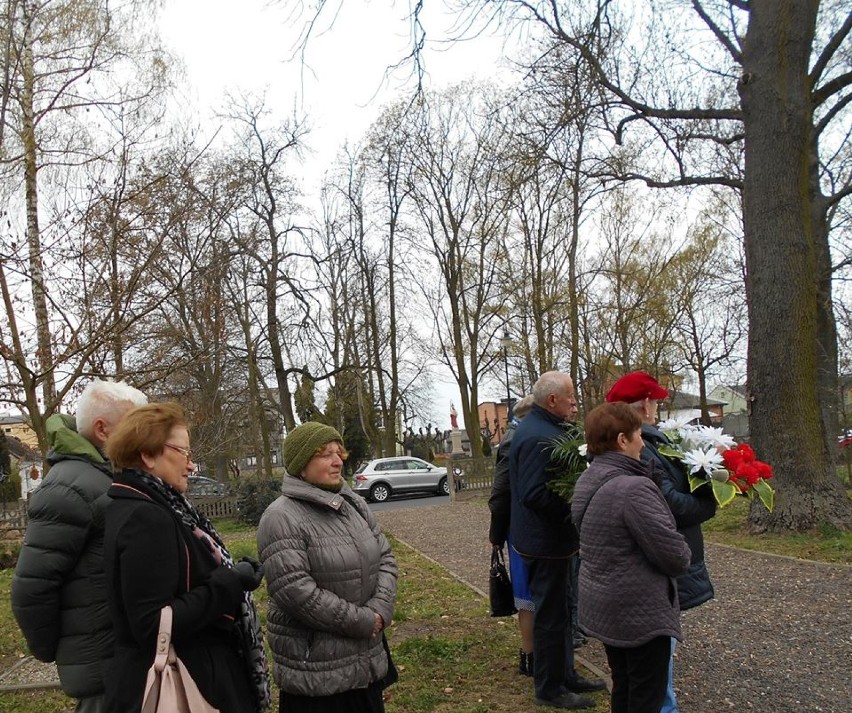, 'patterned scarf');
134,470,271,711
